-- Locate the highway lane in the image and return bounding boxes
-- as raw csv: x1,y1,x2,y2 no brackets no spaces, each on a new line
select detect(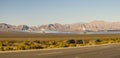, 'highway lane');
0,44,120,58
